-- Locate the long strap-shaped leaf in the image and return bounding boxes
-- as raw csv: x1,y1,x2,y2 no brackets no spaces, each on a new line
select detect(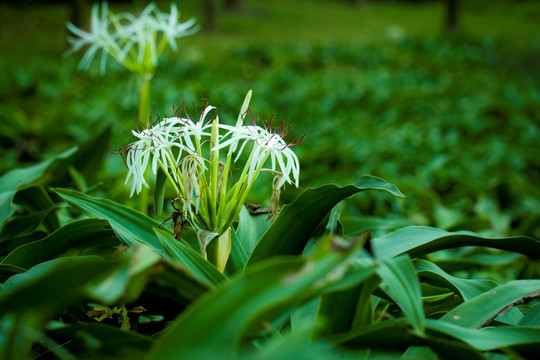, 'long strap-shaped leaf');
335,318,540,358
154,229,226,286
372,226,540,259
146,250,364,359
55,188,167,250
377,254,425,335
415,260,497,301
439,279,540,328
2,218,119,269
246,176,404,267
